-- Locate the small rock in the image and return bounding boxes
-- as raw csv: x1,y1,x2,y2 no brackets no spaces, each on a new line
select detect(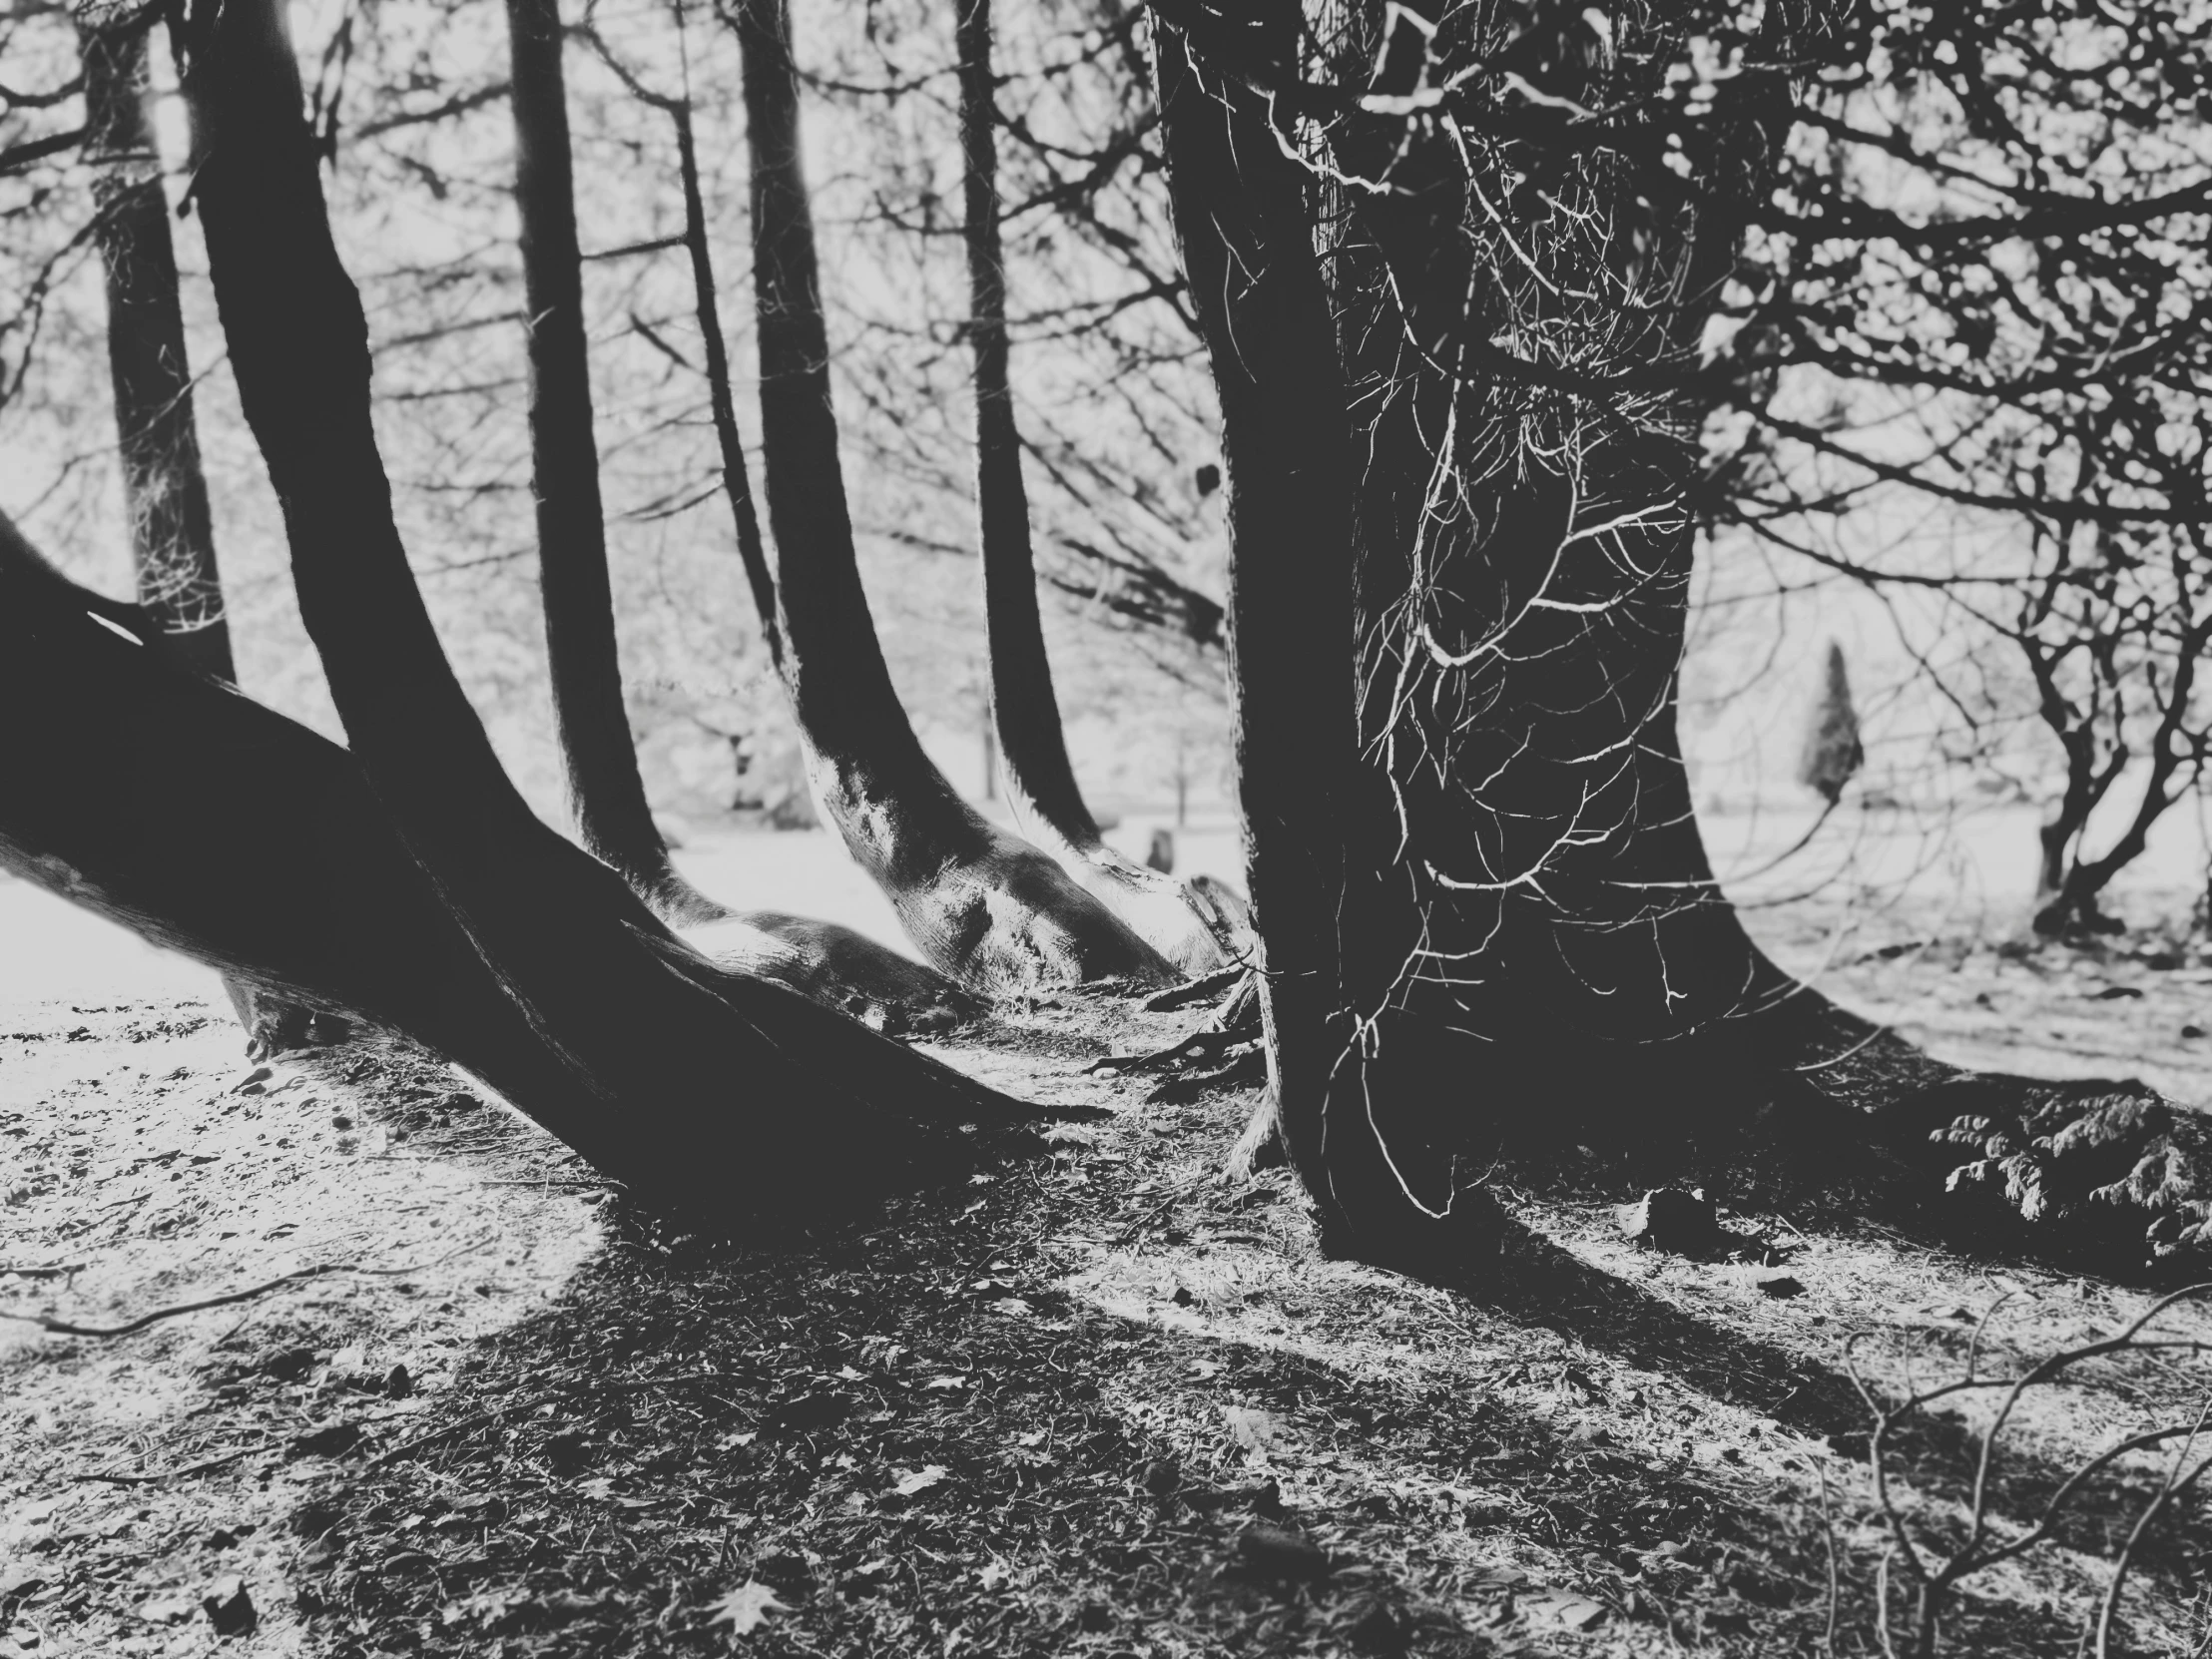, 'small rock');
1615,1188,1722,1256
1339,1596,1408,1656
1230,1521,1333,1584
203,1575,257,1636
